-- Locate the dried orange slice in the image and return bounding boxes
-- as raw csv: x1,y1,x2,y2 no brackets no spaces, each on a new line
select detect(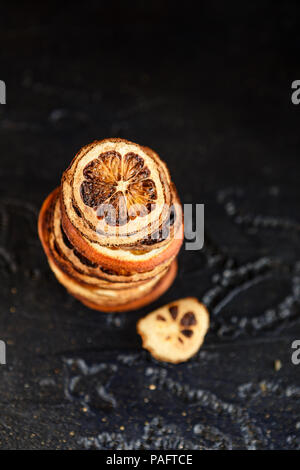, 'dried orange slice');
137,298,209,363
60,138,183,273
